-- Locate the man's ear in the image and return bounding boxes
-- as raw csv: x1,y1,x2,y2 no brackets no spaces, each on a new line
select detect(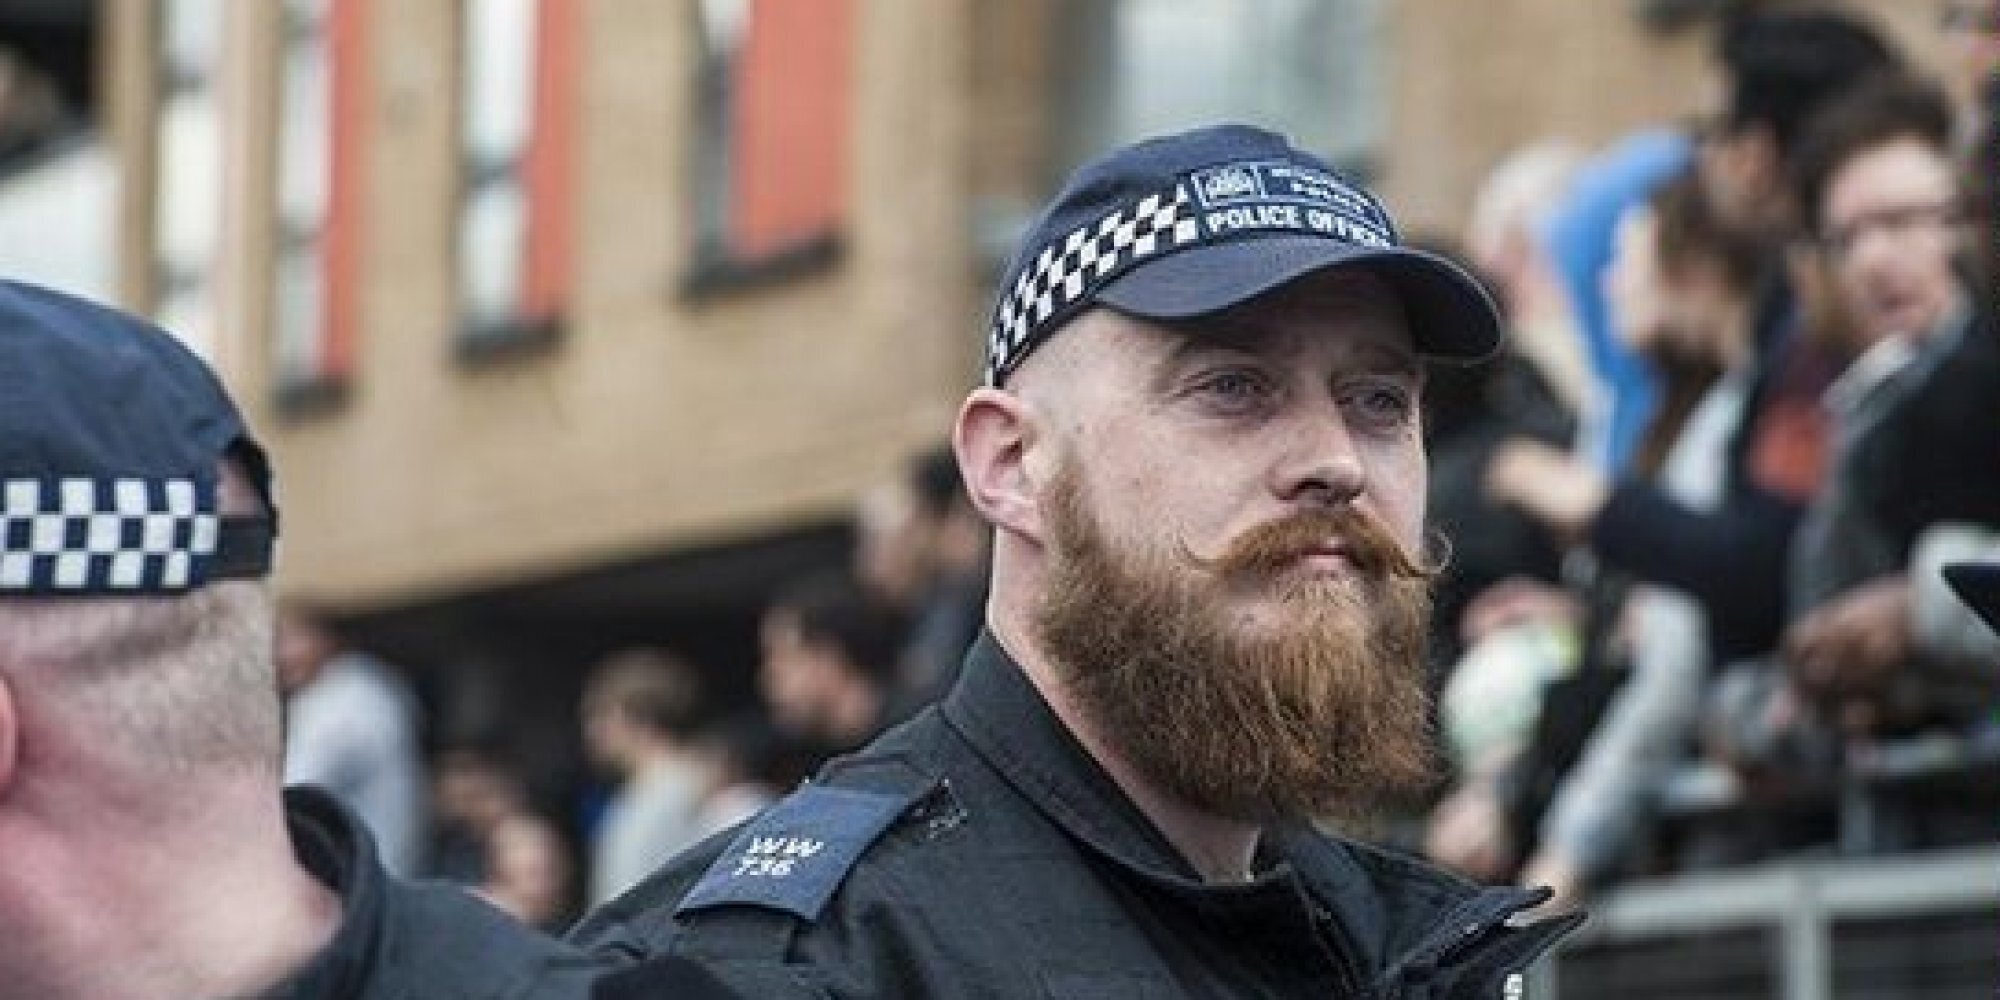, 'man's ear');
954,387,1045,545
0,675,17,798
